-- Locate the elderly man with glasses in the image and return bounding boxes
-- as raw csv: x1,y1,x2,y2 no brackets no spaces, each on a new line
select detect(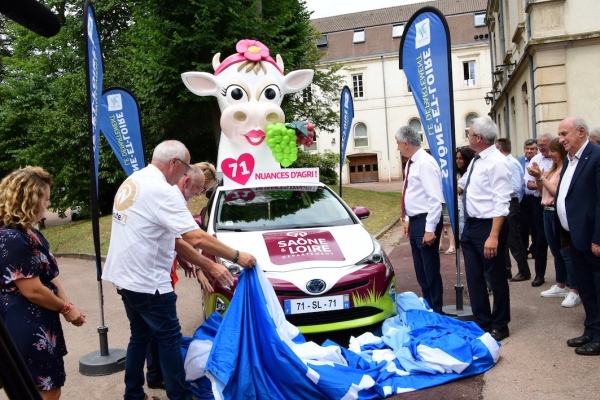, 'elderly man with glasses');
102,140,257,400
